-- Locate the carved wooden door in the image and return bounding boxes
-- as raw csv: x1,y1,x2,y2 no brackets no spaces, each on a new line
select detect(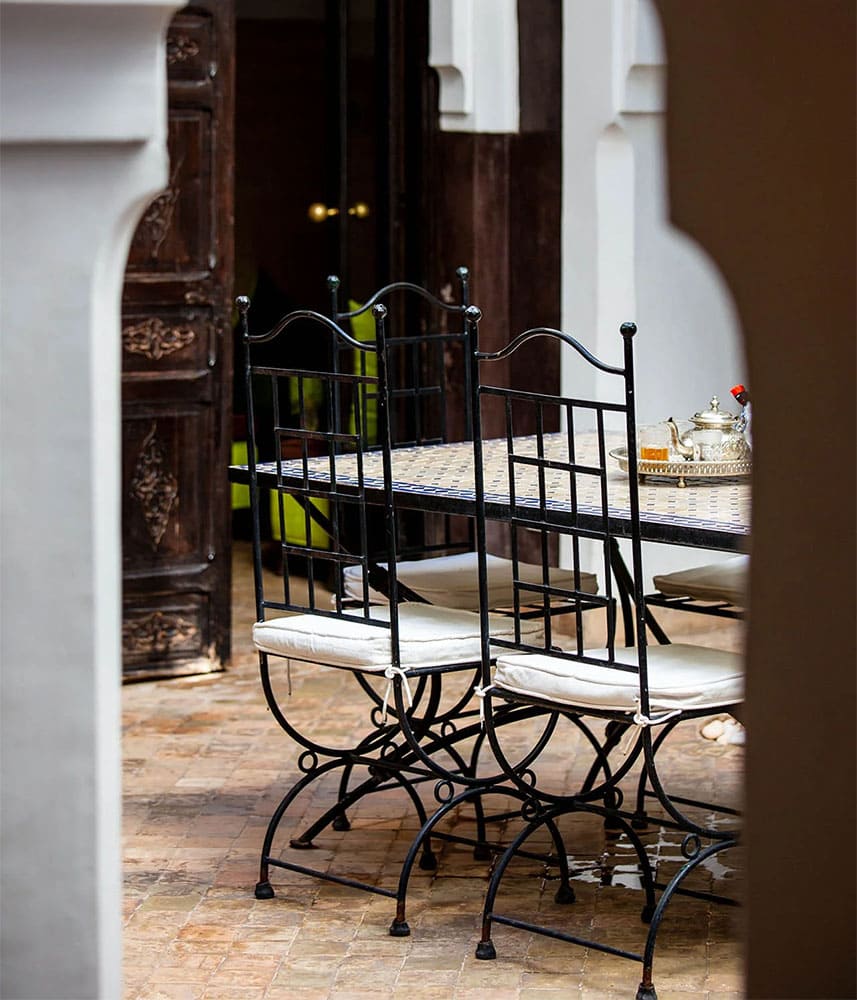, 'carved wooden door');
121,0,234,680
